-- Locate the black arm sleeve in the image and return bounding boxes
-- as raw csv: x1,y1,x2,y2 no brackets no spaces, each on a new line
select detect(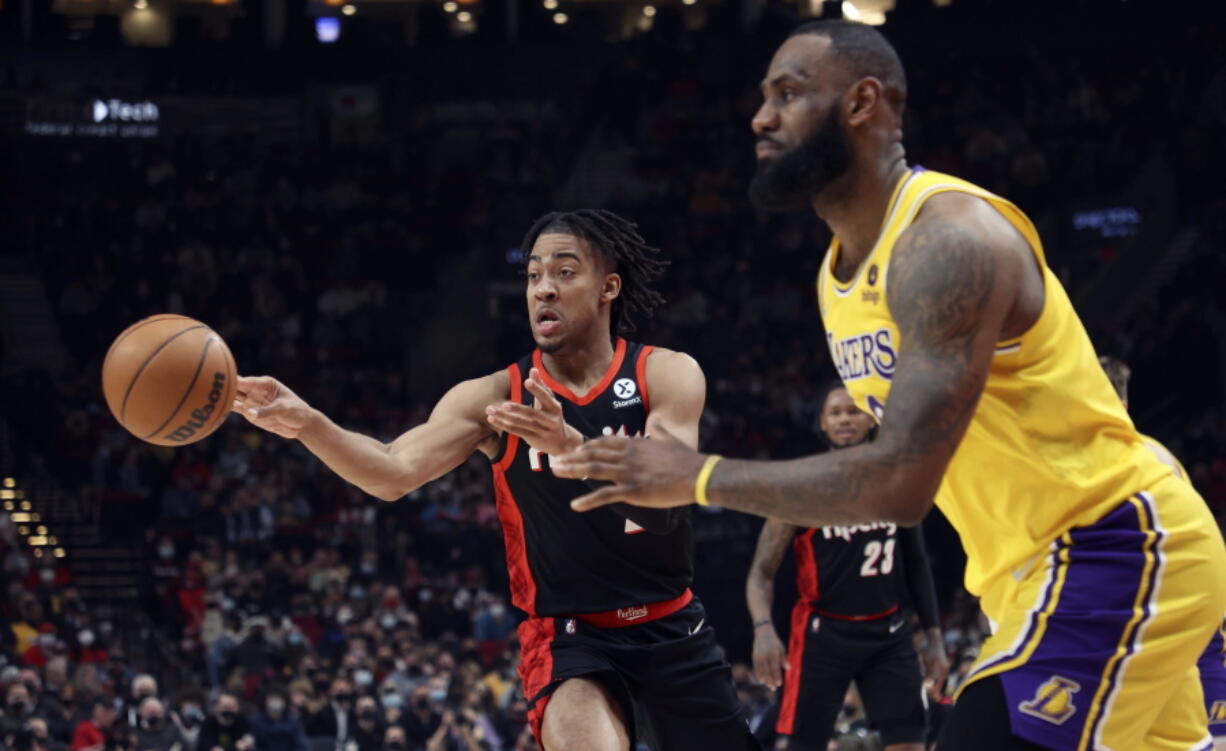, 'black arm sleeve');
899,525,940,629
